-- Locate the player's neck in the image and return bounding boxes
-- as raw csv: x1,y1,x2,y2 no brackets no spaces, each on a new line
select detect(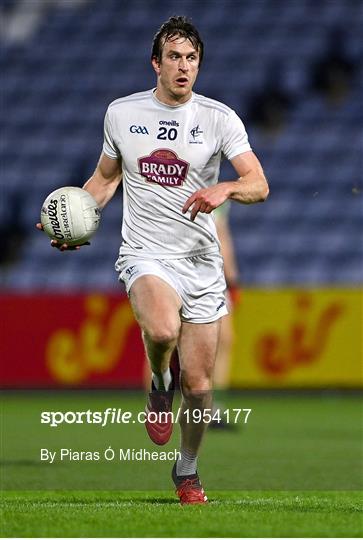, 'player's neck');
154,87,192,107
